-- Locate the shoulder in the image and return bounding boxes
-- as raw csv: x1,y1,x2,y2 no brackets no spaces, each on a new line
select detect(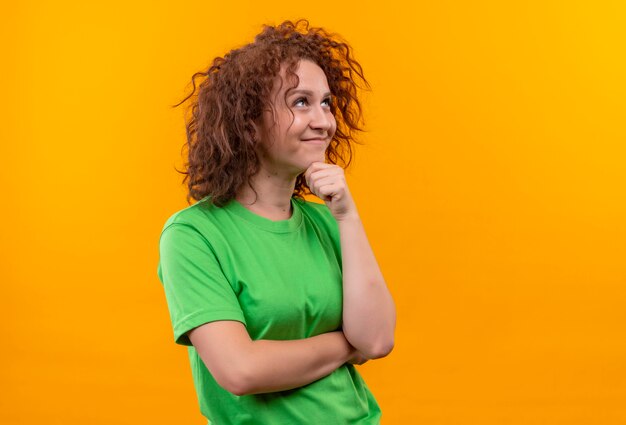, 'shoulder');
295,198,342,260
295,197,331,216
296,198,335,223
295,197,340,237
158,197,234,249
160,197,230,234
